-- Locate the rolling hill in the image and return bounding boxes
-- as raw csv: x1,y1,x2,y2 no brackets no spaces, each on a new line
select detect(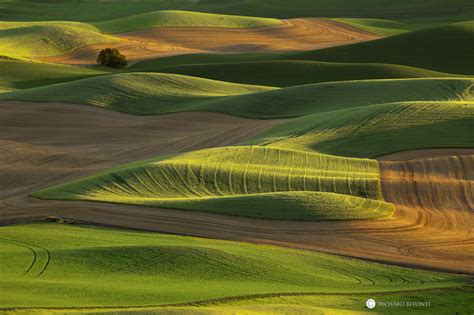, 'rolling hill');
131,60,454,87
1,76,471,118
131,21,474,75
41,18,378,65
0,60,106,90
95,10,283,33
1,1,473,313
32,146,394,220
1,223,467,309
250,101,474,157
0,73,276,114
28,288,471,315
331,18,452,36
293,21,474,74
1,0,472,21
0,21,119,59
201,78,474,118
